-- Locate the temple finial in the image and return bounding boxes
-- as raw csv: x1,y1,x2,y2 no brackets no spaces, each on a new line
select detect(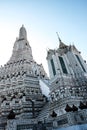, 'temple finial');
19,25,27,40
56,32,67,49
56,32,61,44
22,24,24,27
